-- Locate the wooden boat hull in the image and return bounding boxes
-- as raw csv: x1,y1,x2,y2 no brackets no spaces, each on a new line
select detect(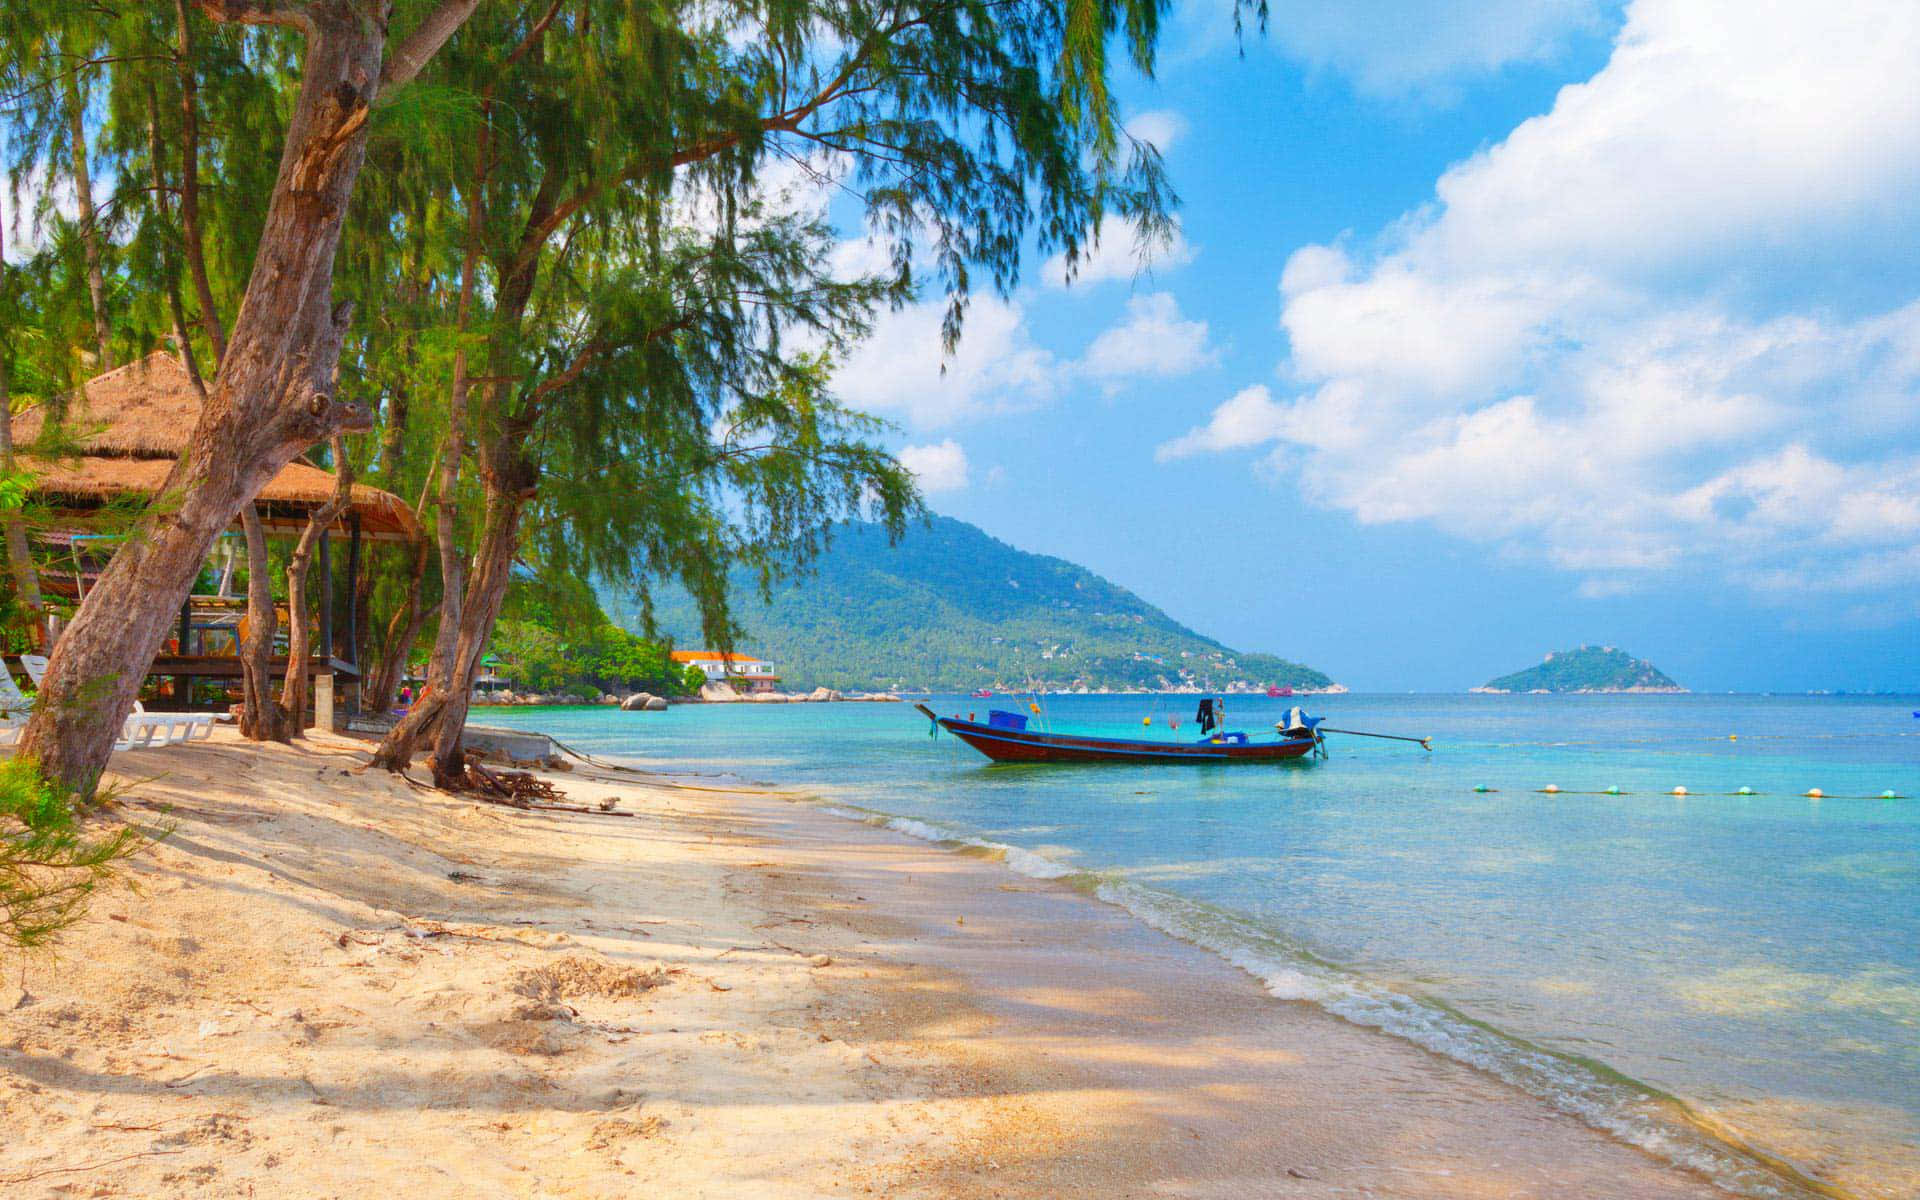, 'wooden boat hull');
920,707,1318,764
